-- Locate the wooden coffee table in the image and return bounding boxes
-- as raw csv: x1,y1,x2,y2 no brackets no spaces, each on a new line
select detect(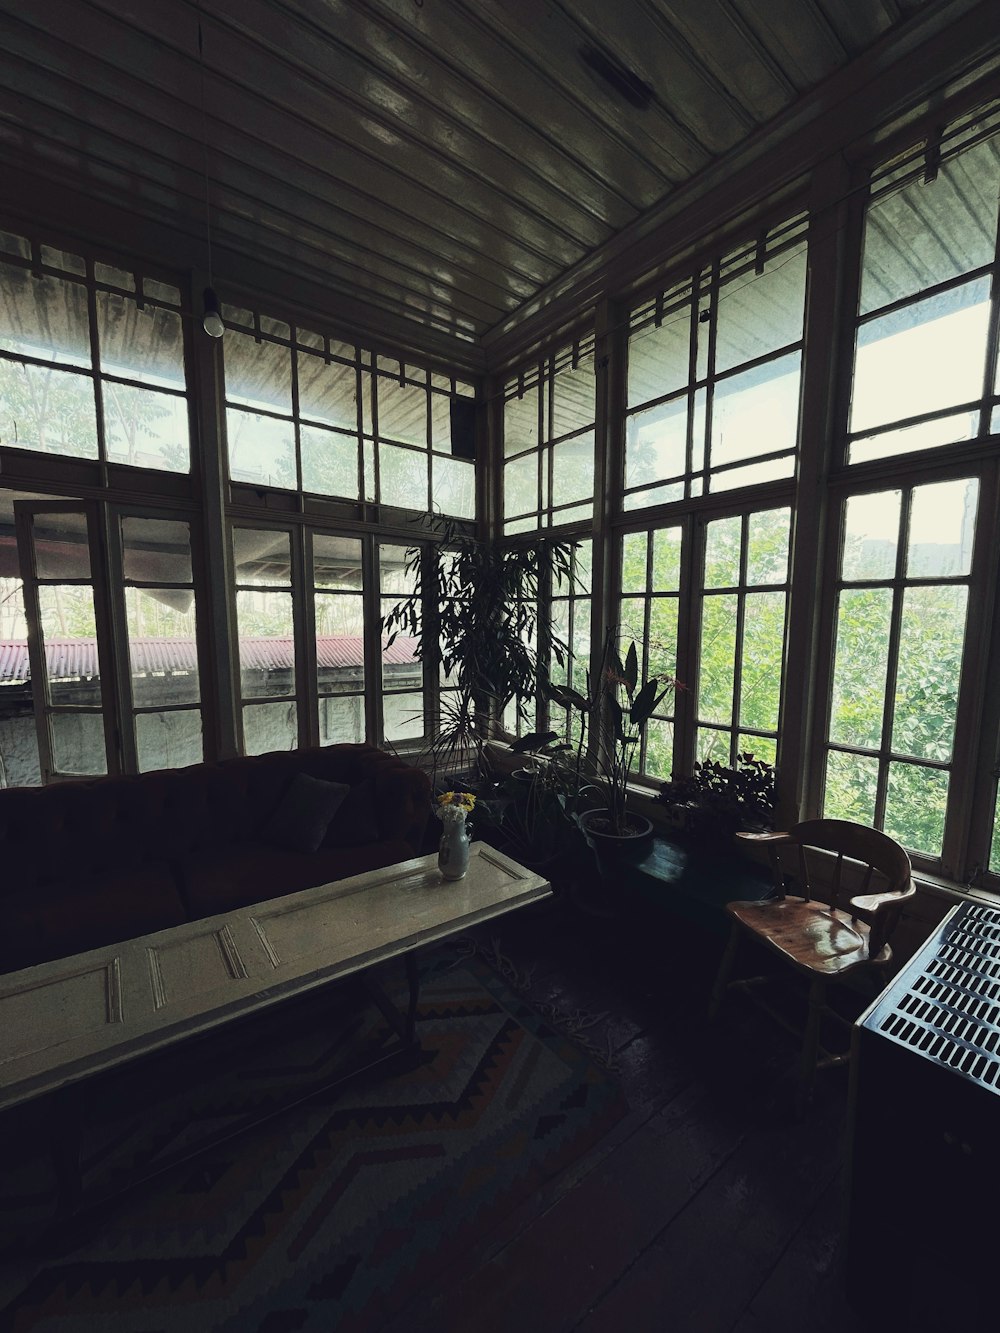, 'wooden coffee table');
0,842,551,1218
